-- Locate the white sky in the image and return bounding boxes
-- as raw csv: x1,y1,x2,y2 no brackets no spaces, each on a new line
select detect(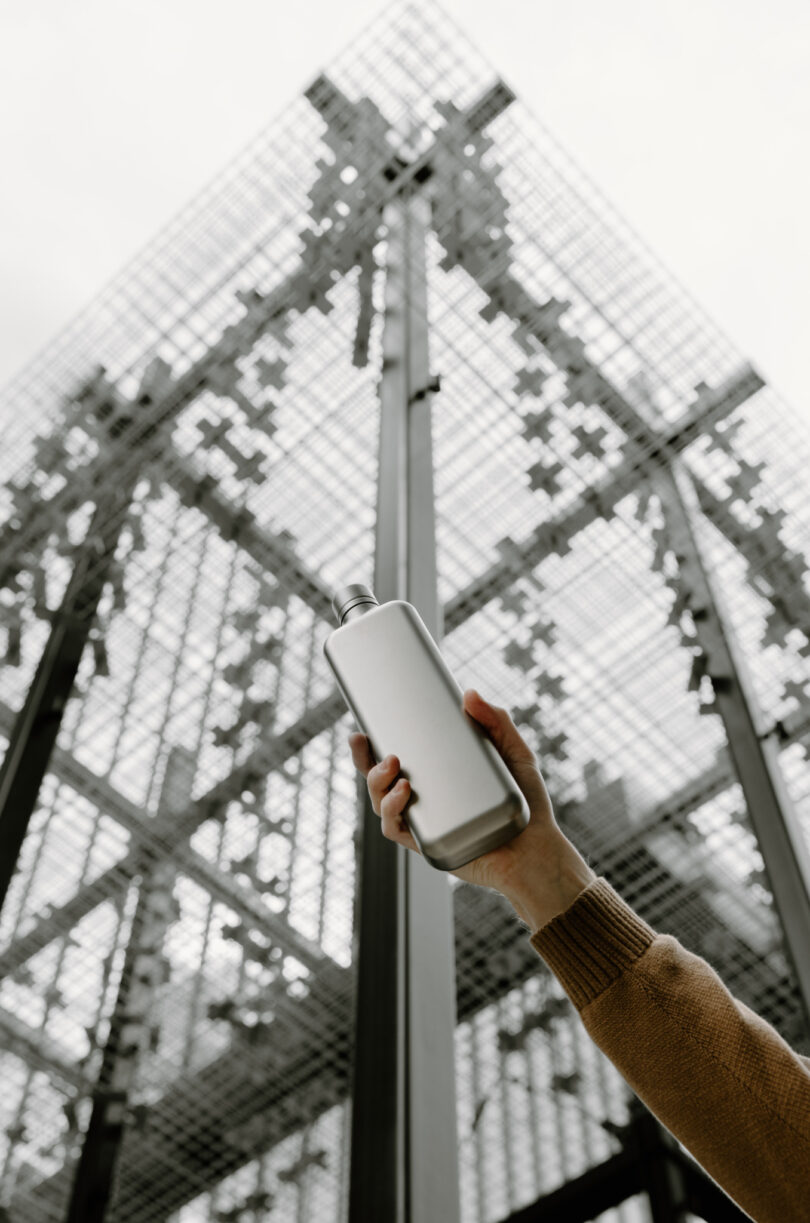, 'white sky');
1,0,809,424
